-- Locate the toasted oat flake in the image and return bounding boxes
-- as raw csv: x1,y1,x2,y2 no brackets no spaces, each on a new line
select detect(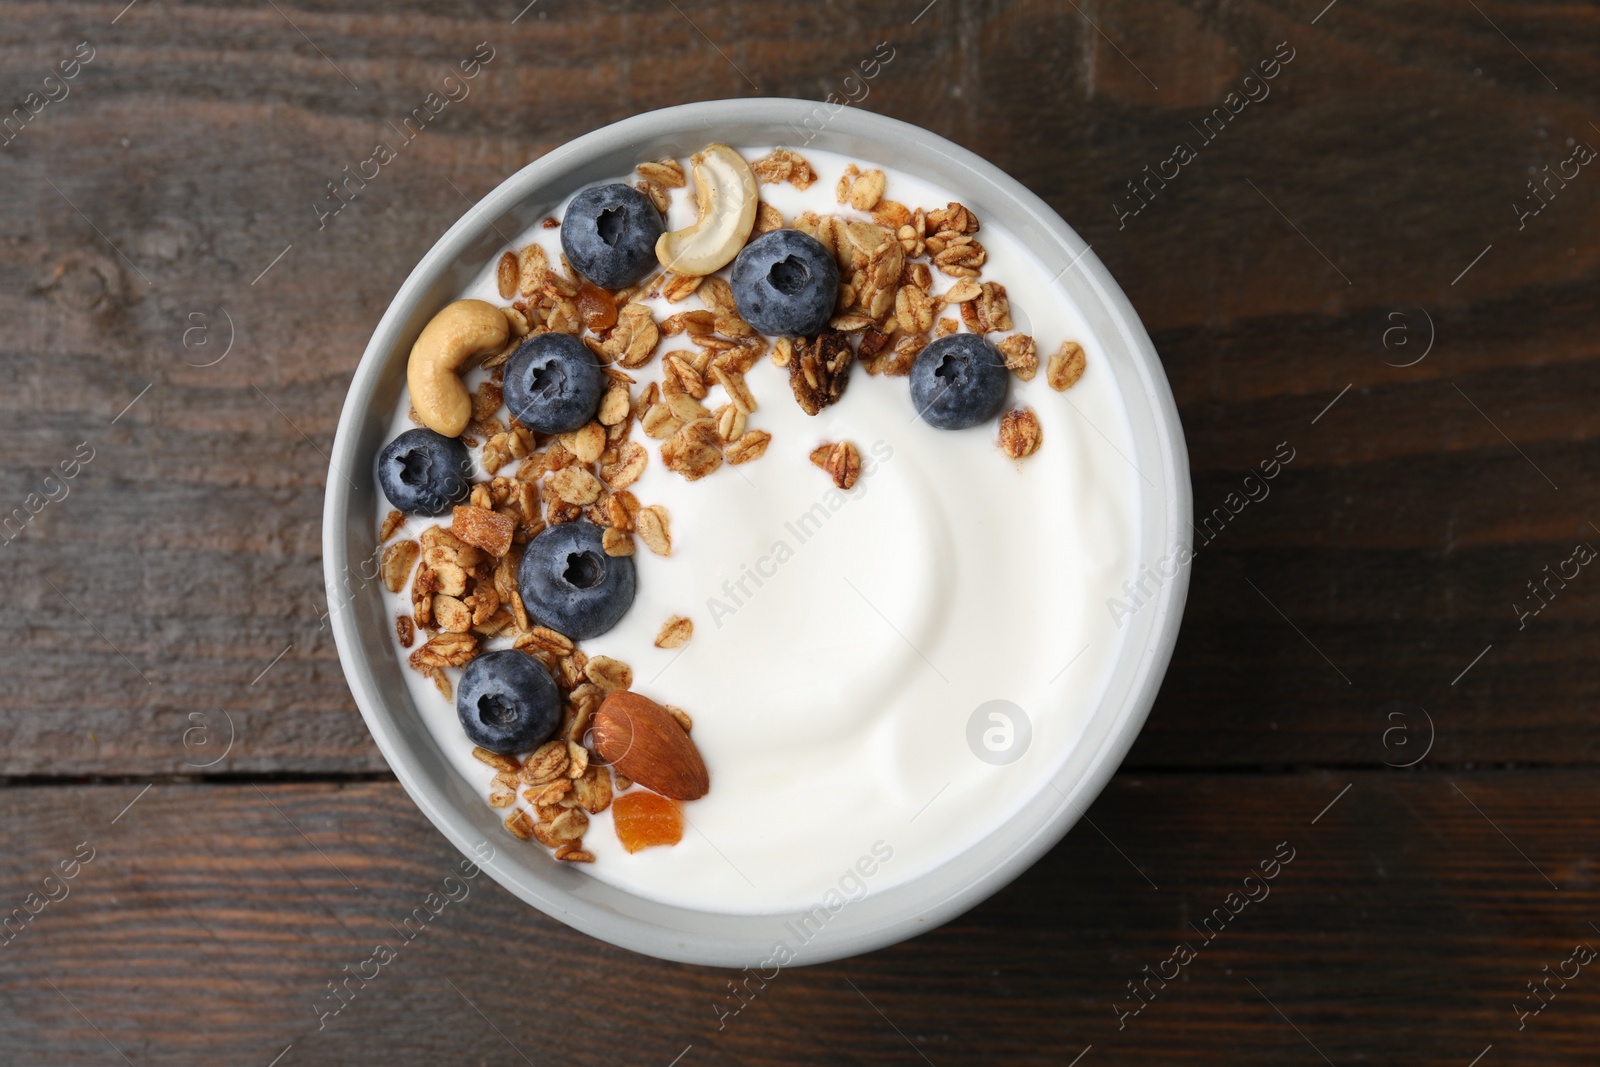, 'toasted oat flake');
503,809,536,841
846,167,887,210
521,740,571,785
771,336,793,368
586,655,633,693
636,505,672,556
661,272,704,303
550,466,603,505
473,746,521,774
655,614,693,649
381,540,420,594
433,594,472,633
410,631,477,672
395,614,415,648
541,808,589,844
710,363,757,414
754,201,784,234
1048,340,1087,390
636,178,670,215
751,148,817,189
597,384,631,427
661,419,723,481
724,428,771,465
601,441,649,489
715,403,745,443
379,510,405,542
601,527,634,556
637,158,686,188
825,441,862,489
996,333,1039,382
1000,407,1043,459
561,421,607,464
573,765,613,814
665,705,693,732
